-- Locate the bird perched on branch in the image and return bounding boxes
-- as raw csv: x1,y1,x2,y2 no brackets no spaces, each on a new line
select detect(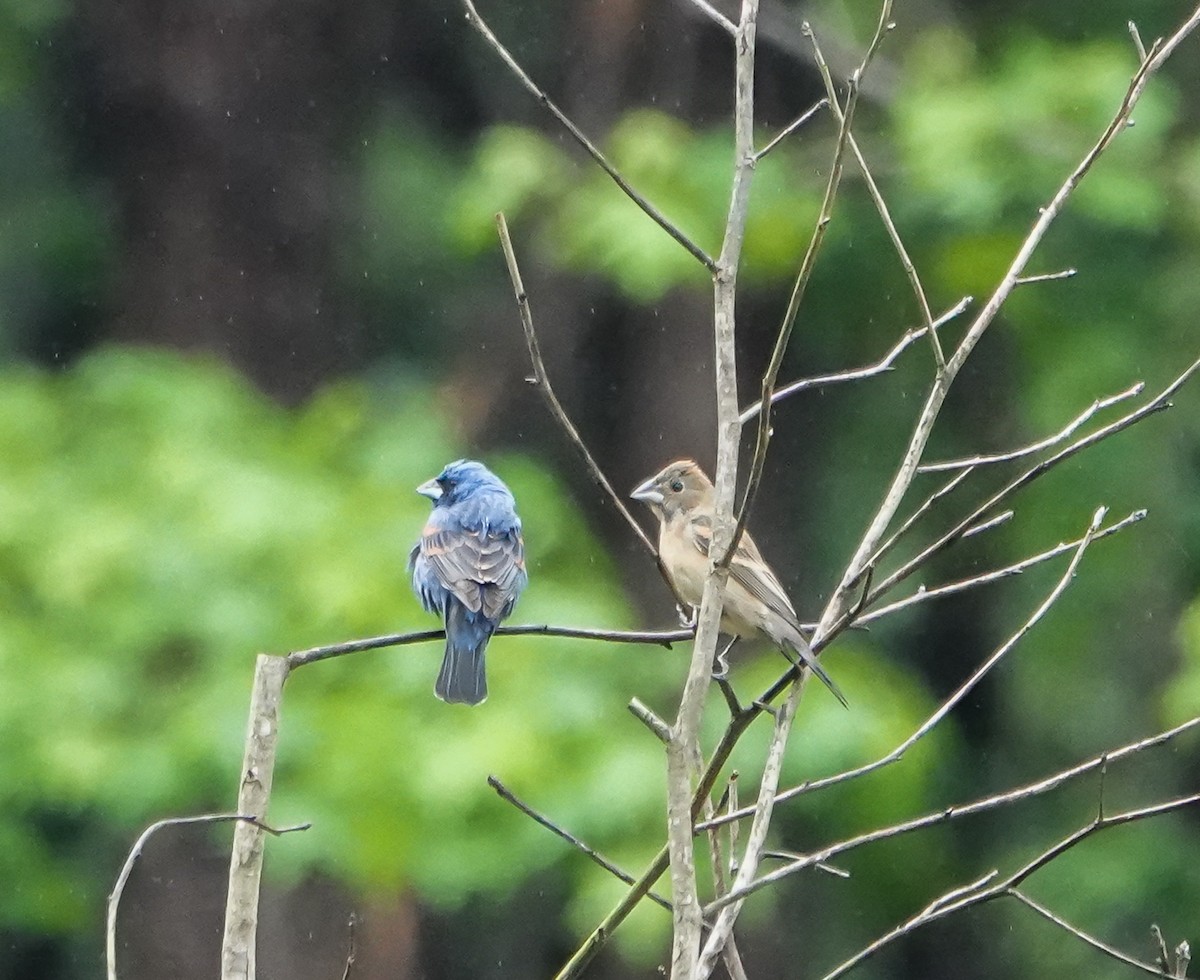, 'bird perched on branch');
631,459,846,707
410,459,527,705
